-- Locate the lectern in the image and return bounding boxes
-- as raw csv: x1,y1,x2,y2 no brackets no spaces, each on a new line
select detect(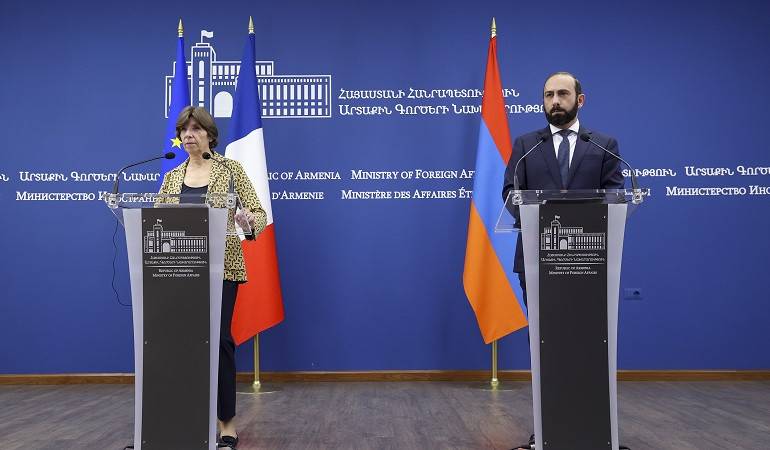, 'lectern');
106,192,241,450
496,188,647,450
